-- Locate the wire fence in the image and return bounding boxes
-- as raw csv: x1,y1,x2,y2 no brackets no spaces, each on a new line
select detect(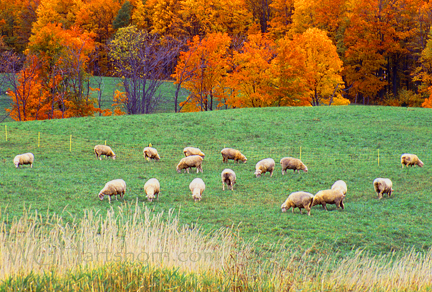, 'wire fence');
3,124,431,169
